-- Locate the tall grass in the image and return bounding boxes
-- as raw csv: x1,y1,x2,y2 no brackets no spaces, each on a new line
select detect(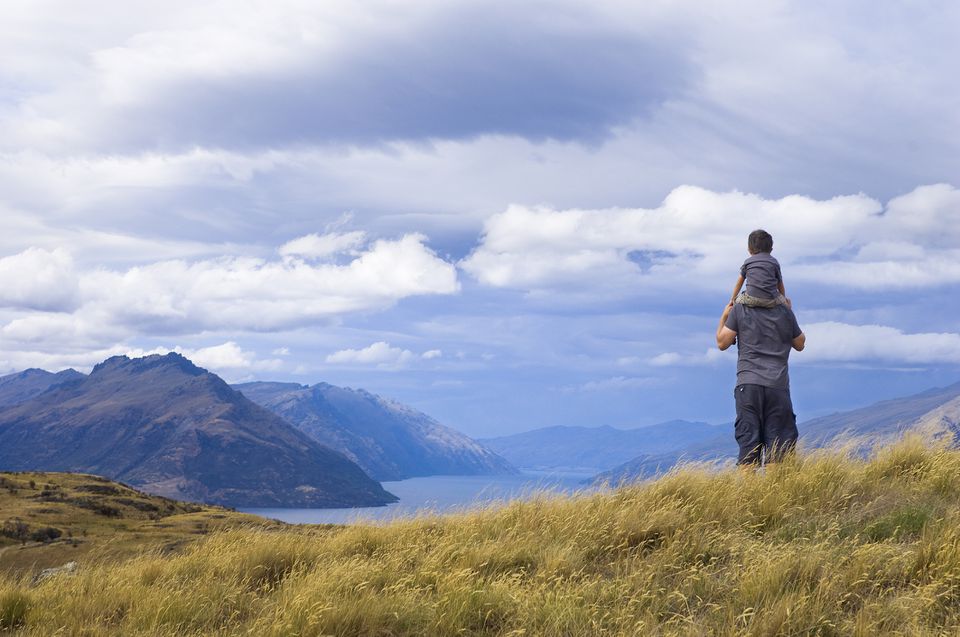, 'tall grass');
6,435,960,635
